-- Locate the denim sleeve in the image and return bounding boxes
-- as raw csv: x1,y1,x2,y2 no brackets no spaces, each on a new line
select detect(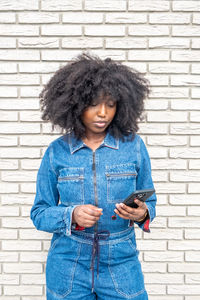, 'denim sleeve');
135,137,157,231
30,145,76,236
